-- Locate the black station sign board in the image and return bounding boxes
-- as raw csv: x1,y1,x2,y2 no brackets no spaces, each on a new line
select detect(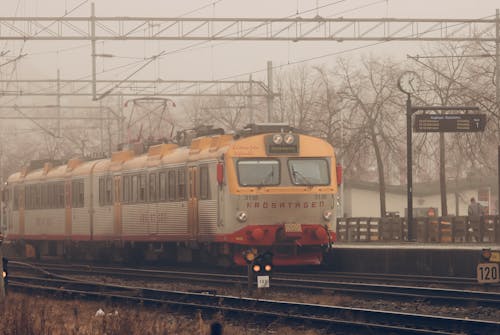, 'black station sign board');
414,114,486,132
